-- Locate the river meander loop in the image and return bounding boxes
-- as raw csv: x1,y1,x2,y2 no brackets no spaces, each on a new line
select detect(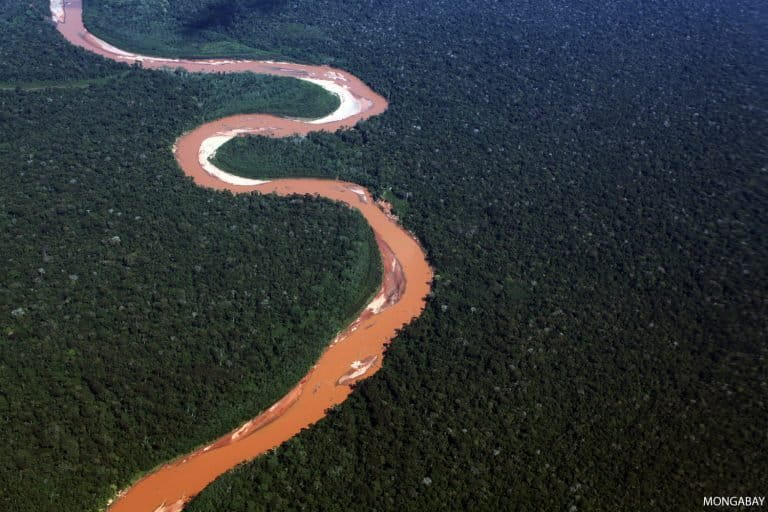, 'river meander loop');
51,1,433,510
